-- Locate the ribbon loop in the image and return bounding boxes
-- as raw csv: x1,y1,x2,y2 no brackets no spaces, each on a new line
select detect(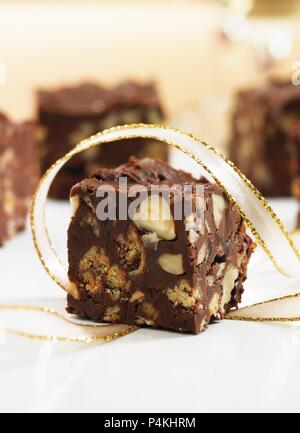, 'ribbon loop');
30,124,300,293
